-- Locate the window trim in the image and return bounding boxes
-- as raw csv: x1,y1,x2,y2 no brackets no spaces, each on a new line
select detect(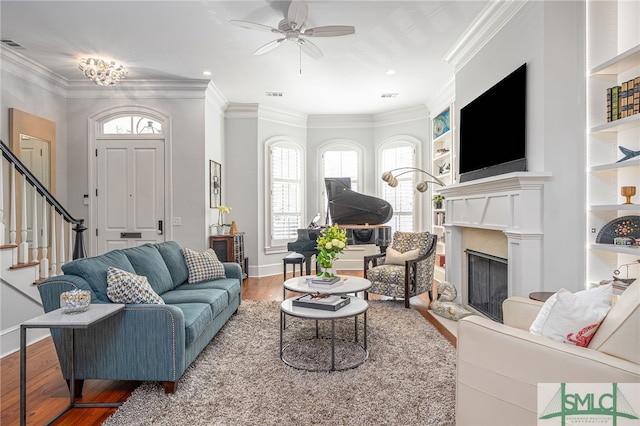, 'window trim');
264,137,306,251
317,140,364,224
377,135,423,232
